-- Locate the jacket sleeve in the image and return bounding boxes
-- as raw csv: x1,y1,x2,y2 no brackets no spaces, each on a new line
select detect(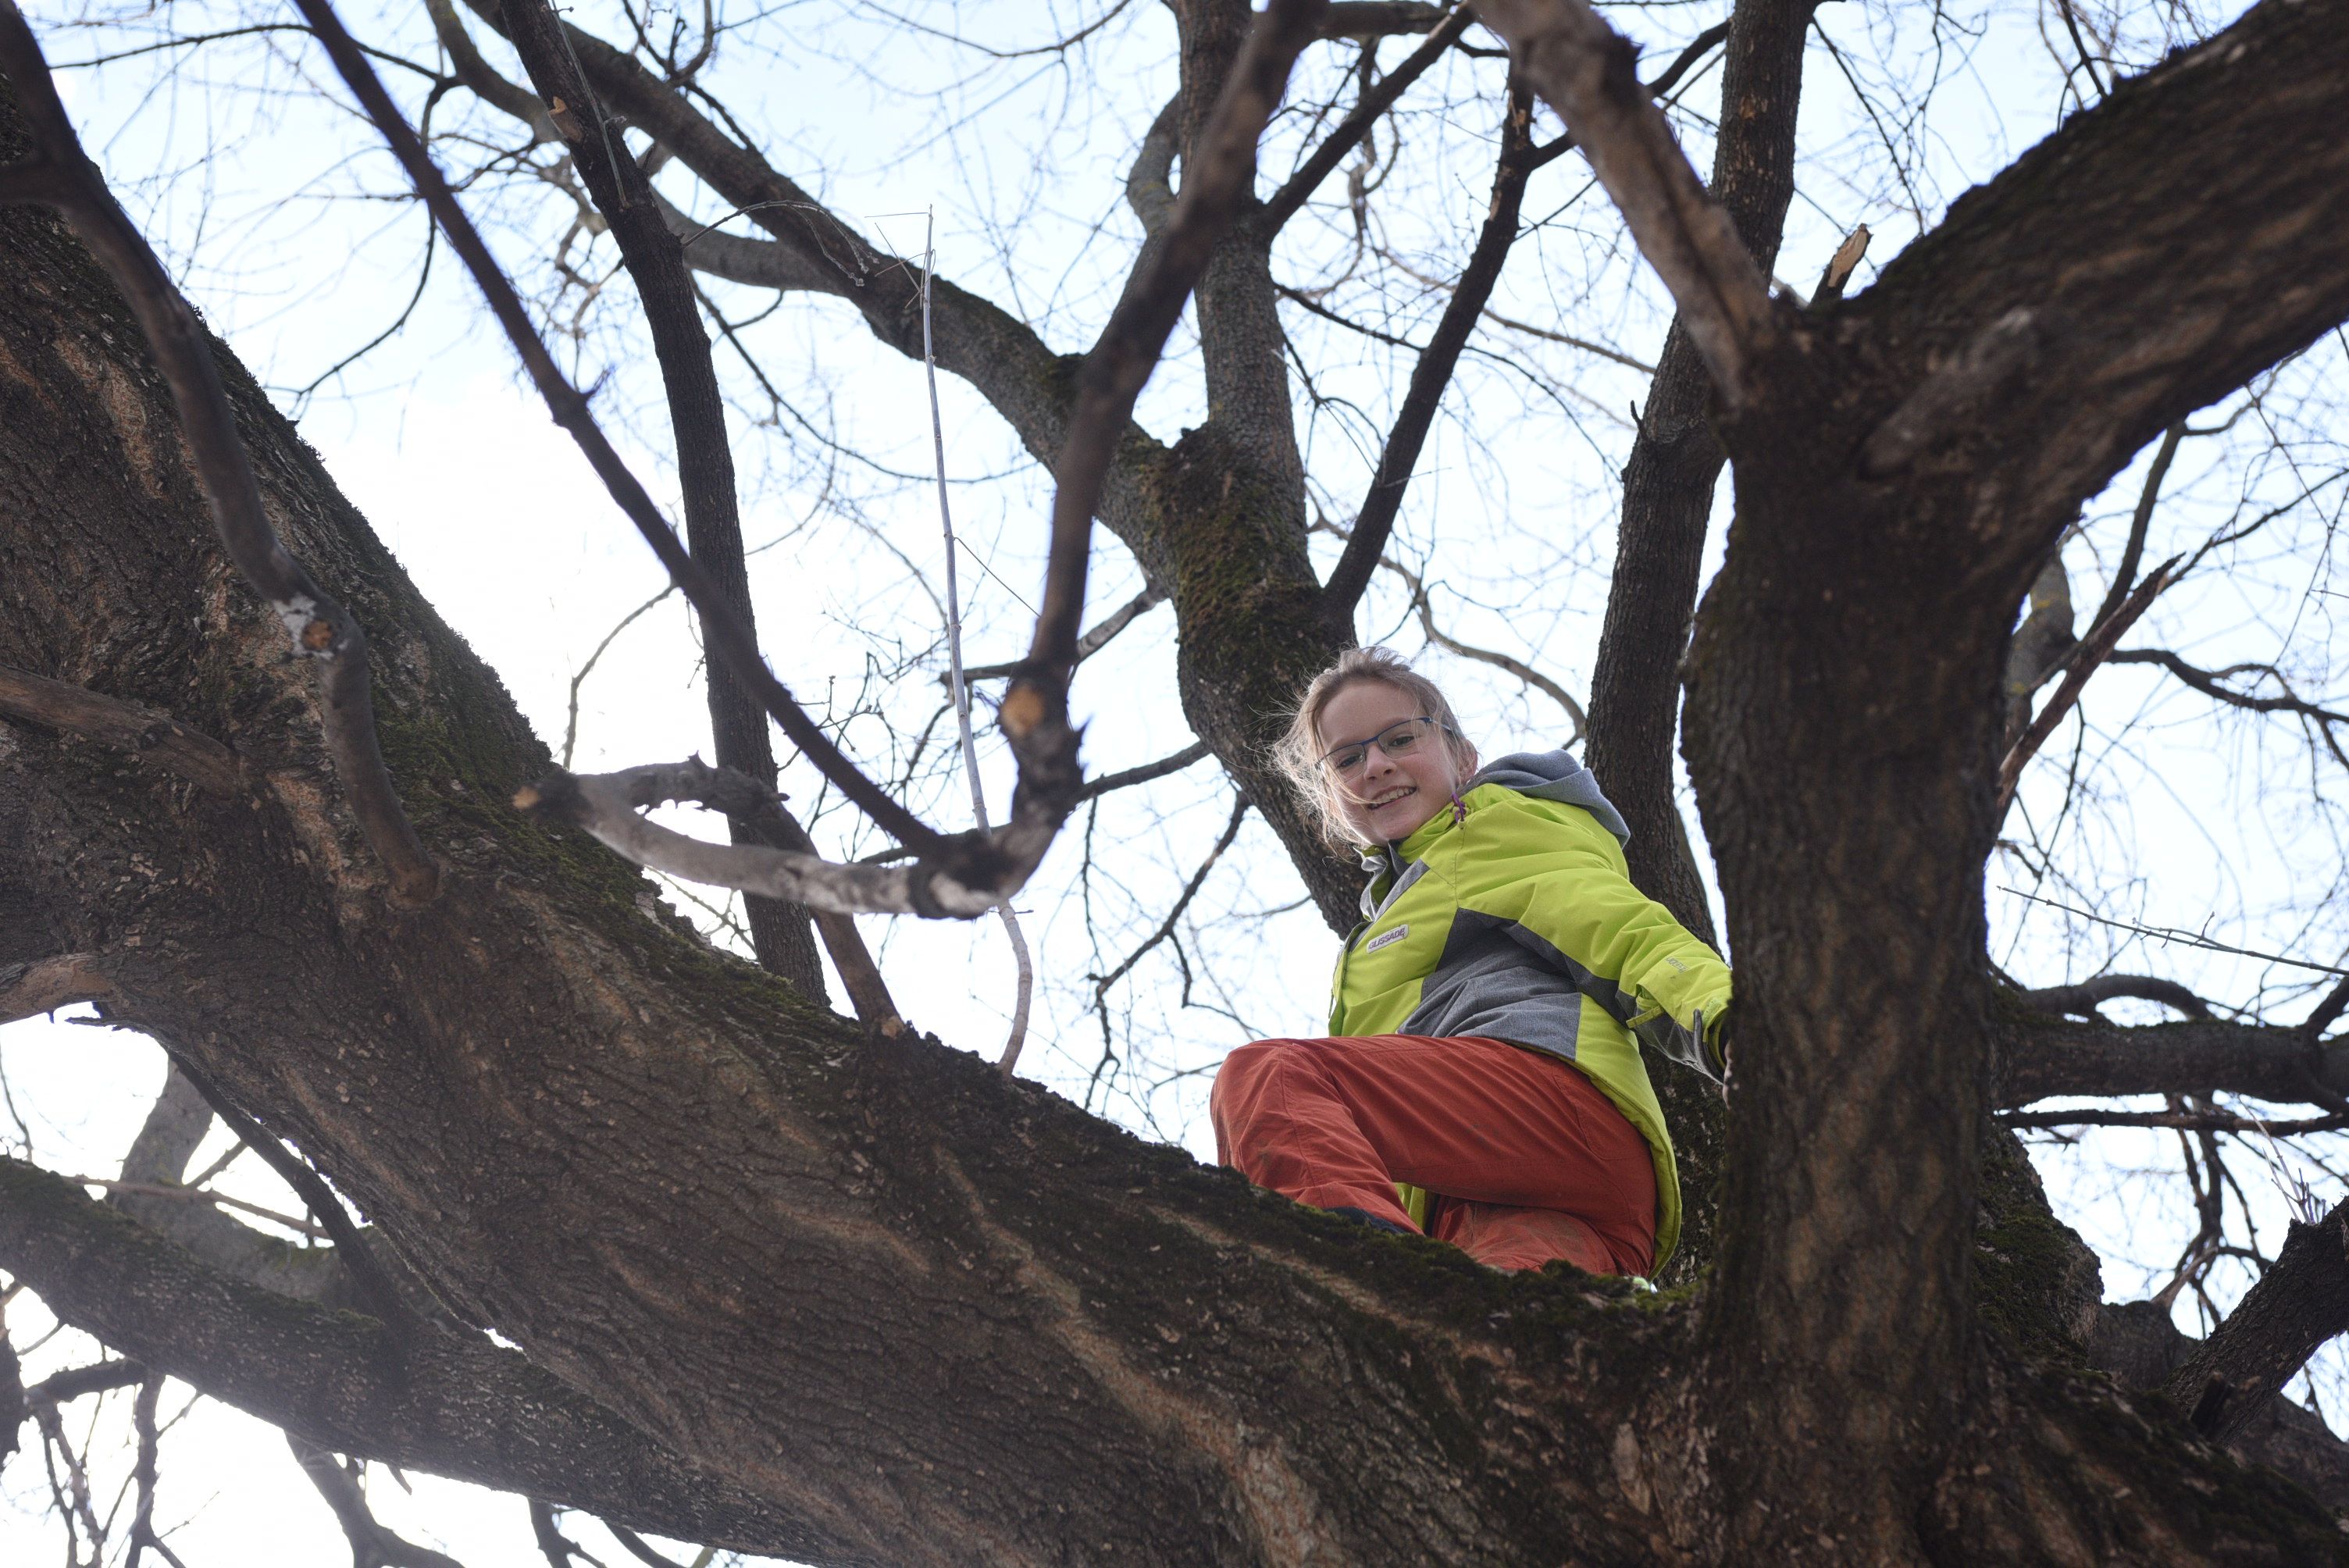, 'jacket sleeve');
1453,794,1734,1079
